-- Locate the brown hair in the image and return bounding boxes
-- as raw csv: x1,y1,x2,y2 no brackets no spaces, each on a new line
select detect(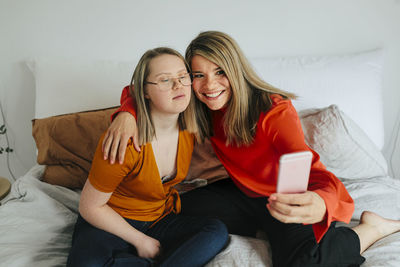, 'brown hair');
185,31,296,146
